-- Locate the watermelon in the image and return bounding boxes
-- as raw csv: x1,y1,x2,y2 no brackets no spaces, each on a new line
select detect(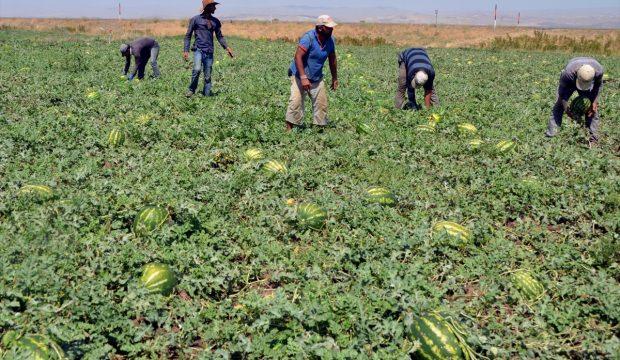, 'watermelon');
569,96,591,118
433,221,471,243
264,160,288,175
356,122,375,135
457,123,478,134
495,140,516,153
511,270,544,301
408,313,476,360
19,184,54,200
244,148,264,161
107,129,125,147
86,91,100,100
366,187,397,206
16,335,66,360
468,139,483,149
297,203,327,230
429,113,442,124
133,206,169,235
140,263,177,295
417,123,437,133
